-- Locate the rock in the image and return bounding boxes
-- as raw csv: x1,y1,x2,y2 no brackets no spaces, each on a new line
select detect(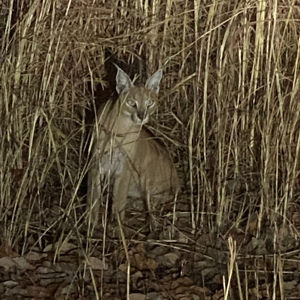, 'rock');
3,281,19,288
